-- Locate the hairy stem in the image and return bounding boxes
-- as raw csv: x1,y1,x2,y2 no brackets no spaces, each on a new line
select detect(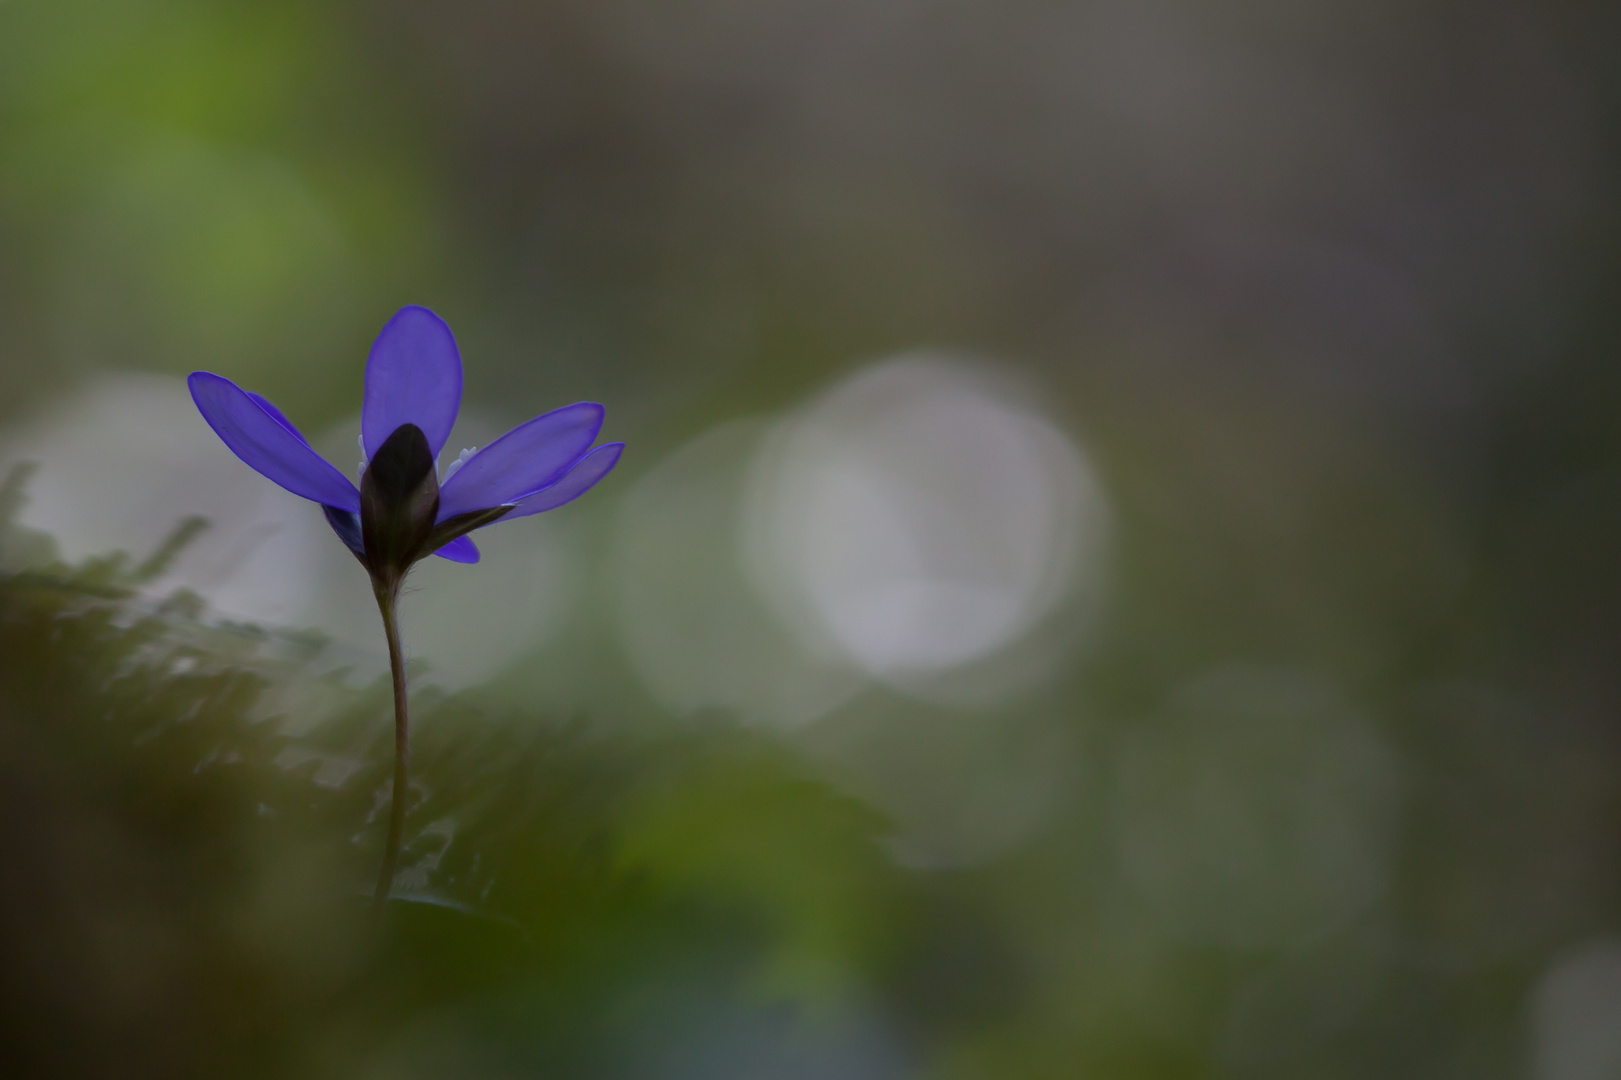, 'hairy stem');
371,582,409,919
